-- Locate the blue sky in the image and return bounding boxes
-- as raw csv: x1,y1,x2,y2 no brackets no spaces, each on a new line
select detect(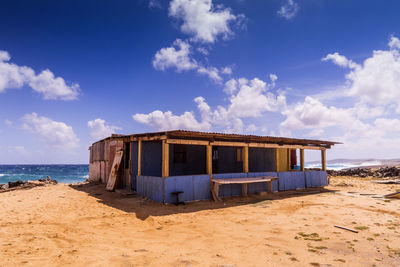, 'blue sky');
1,0,400,163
